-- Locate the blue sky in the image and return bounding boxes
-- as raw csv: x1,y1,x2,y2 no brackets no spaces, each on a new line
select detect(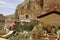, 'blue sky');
0,0,24,16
